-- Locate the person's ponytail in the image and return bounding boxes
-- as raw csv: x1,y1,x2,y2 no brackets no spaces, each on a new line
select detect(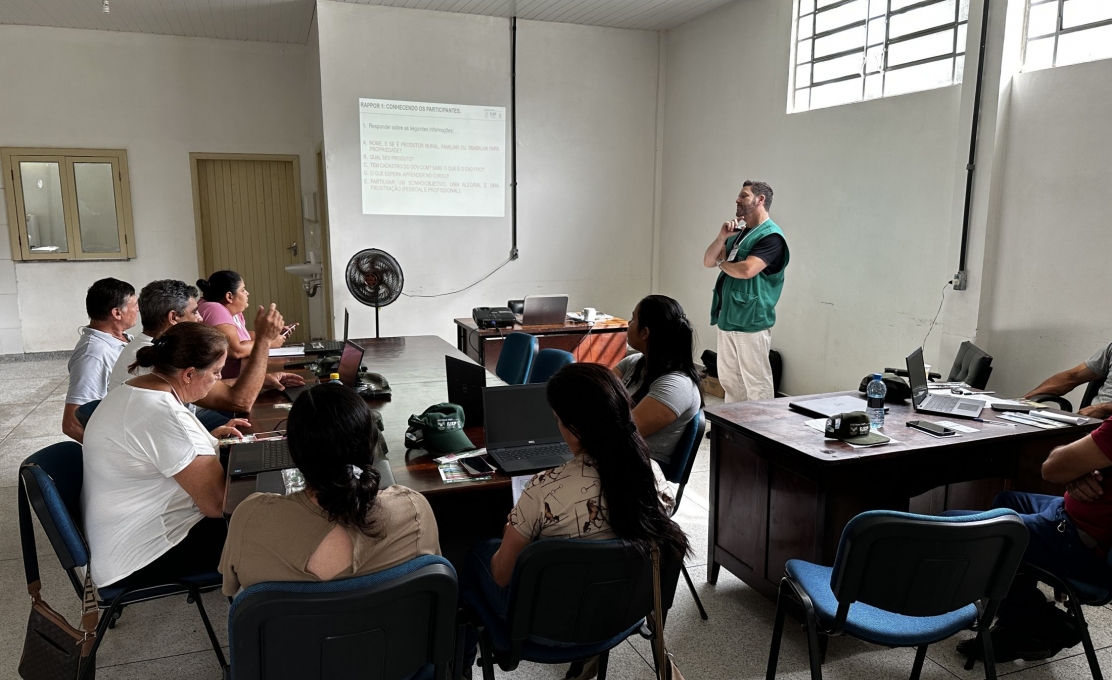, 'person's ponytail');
312,461,382,535
128,323,228,375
